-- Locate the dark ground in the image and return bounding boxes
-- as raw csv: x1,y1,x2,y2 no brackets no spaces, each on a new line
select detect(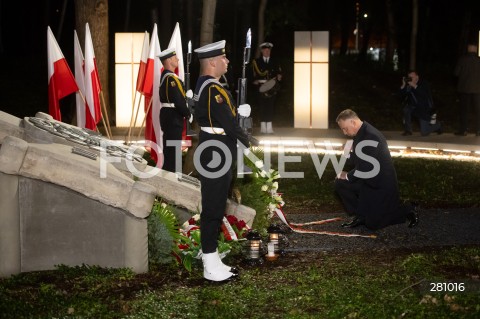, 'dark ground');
281,207,480,254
